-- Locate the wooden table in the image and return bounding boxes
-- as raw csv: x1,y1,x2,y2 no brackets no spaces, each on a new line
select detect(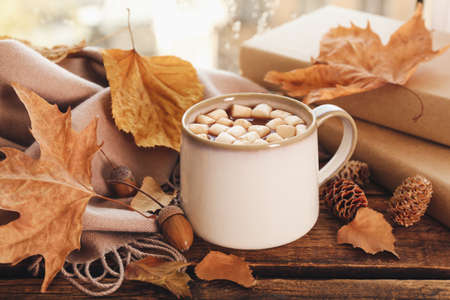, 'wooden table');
1,184,449,299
